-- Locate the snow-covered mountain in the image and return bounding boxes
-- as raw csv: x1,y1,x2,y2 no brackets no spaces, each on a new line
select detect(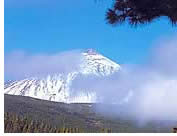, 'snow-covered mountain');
4,49,121,103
